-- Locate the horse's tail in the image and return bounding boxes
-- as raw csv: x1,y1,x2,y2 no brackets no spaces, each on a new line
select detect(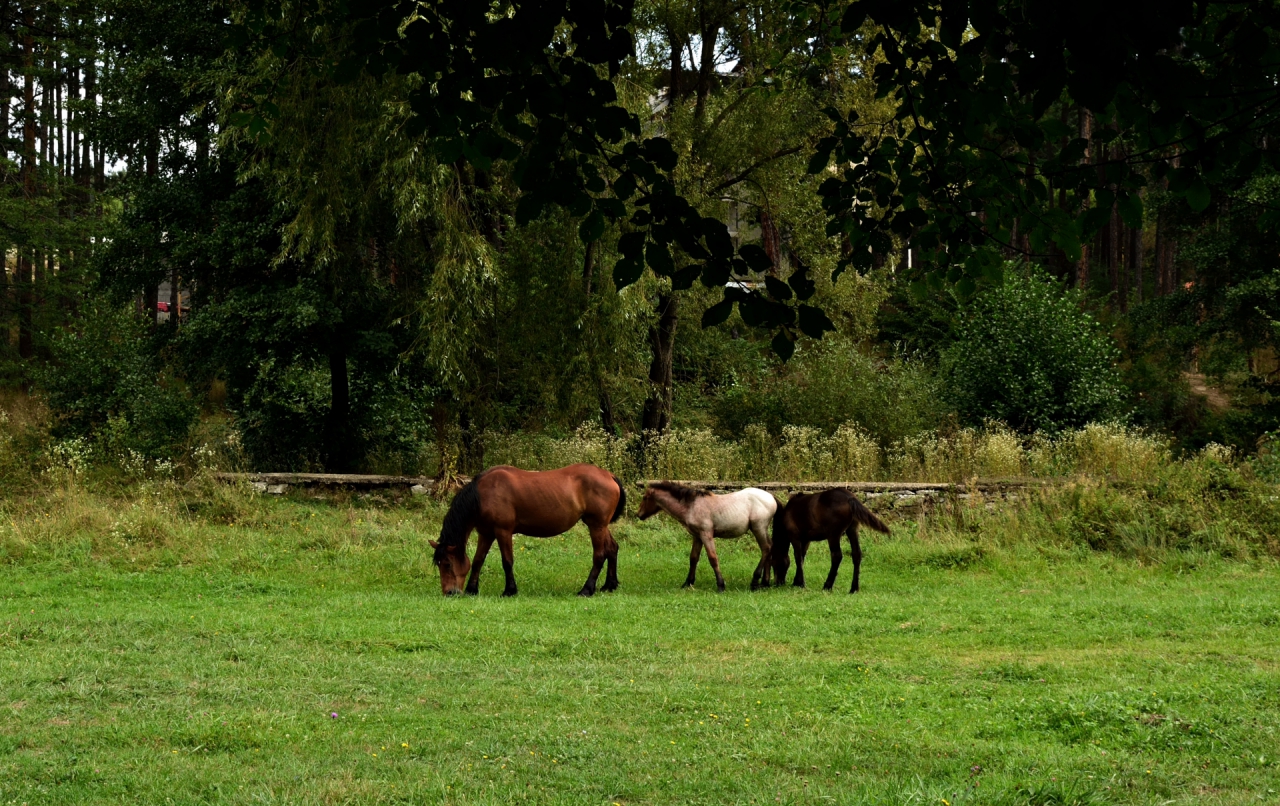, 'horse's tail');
841,489,890,534
435,472,485,562
770,506,792,568
610,474,627,523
